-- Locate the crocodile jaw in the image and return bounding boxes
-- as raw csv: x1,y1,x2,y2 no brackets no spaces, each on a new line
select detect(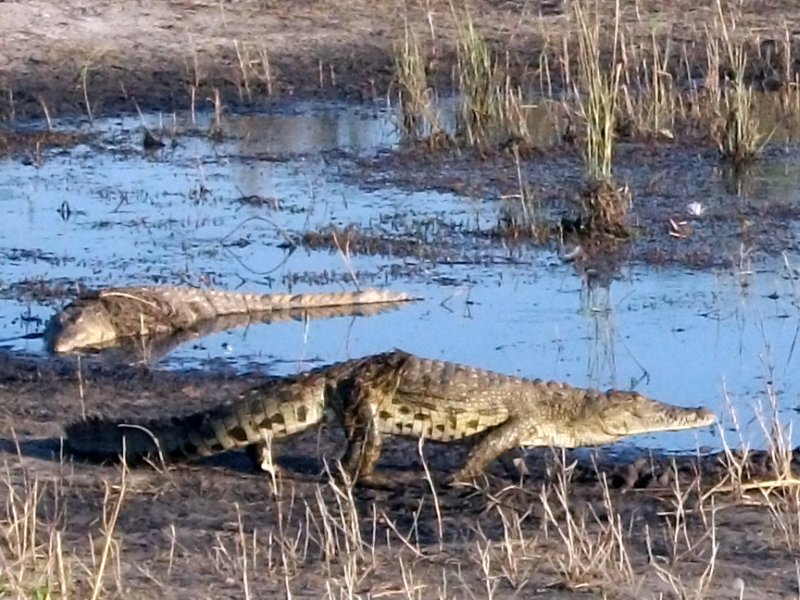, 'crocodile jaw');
593,390,716,444
539,390,717,448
